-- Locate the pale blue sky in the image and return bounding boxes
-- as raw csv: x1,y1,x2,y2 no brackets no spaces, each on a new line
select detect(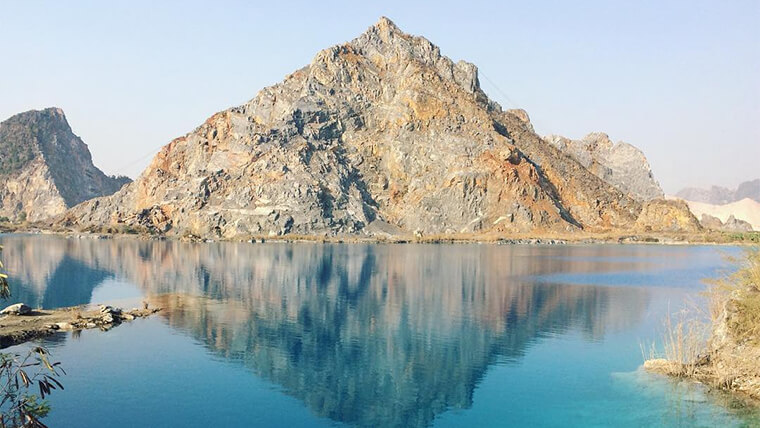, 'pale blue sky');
1,1,758,193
